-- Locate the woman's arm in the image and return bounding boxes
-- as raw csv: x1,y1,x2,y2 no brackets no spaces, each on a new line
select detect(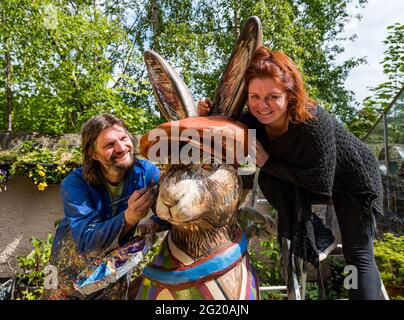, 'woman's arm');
260,113,336,199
